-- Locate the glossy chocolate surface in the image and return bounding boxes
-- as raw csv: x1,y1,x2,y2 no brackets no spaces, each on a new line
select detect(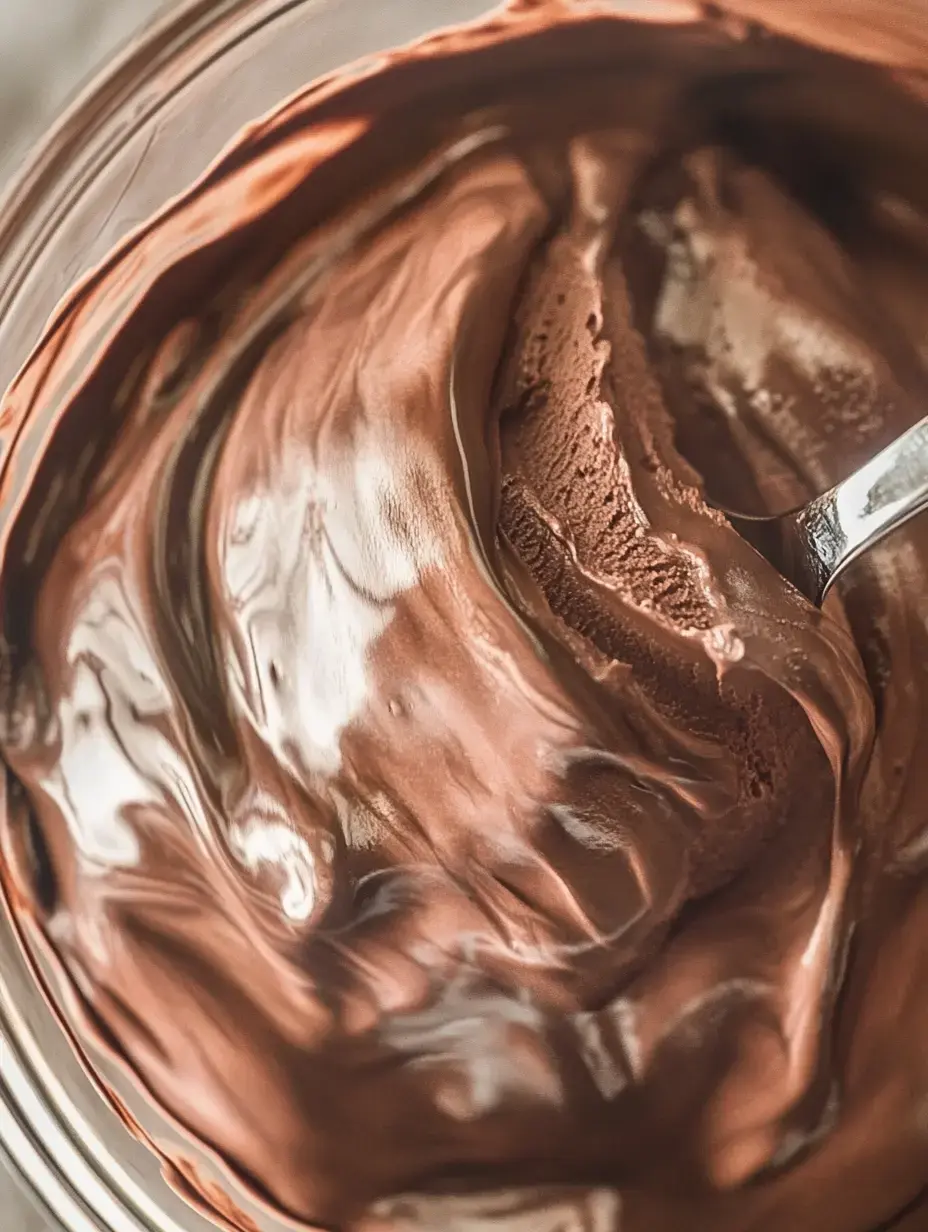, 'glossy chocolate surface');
2,3,928,1229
